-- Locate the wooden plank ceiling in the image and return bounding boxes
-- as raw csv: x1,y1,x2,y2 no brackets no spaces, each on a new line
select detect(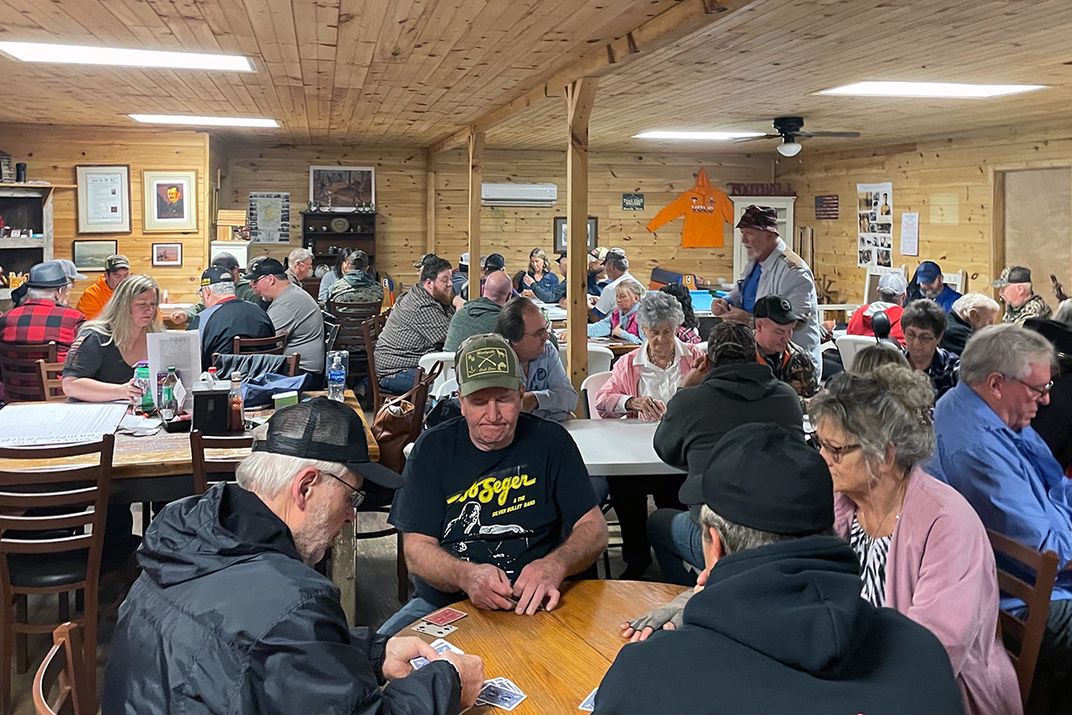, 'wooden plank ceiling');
0,0,1071,153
